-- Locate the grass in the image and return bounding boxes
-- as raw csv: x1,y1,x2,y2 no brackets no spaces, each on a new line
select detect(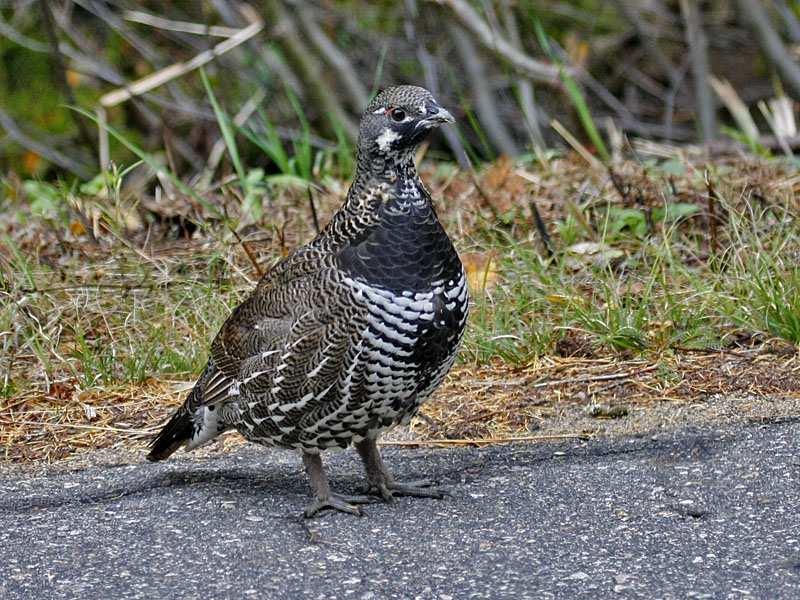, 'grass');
458,155,800,364
3,150,800,403
3,146,800,463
